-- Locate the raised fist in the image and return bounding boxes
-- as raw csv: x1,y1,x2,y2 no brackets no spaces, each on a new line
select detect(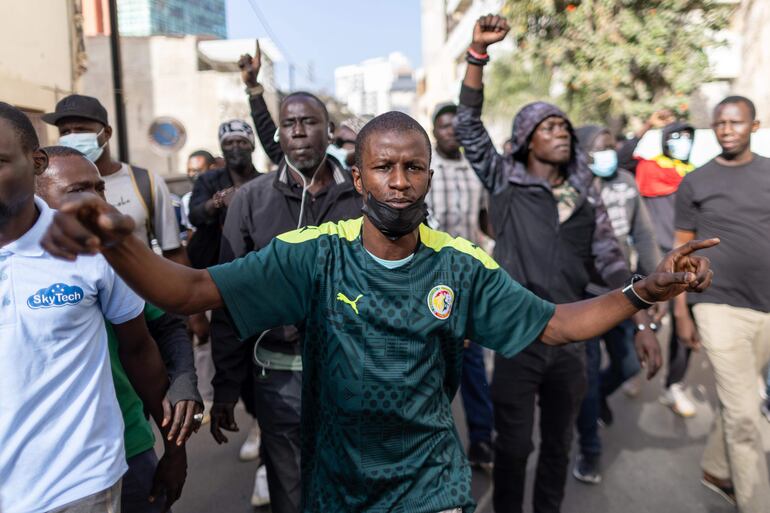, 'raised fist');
471,14,510,53
238,39,262,87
